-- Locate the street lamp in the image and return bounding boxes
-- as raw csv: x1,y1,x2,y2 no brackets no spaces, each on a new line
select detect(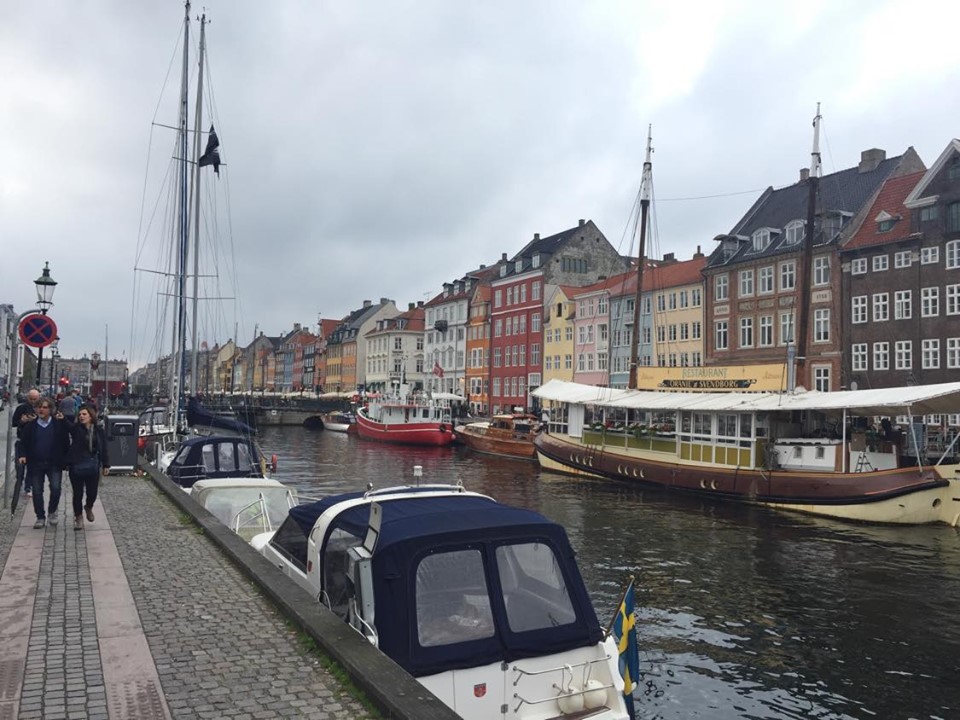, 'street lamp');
33,261,57,389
